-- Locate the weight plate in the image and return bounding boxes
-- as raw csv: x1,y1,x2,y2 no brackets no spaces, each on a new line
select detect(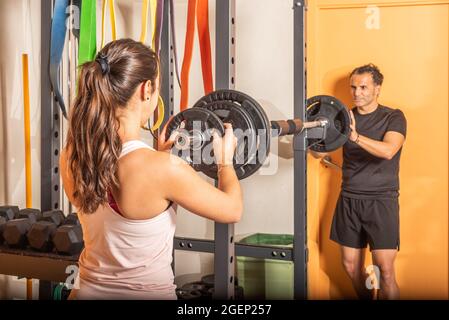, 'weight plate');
181,282,208,294
194,90,271,180
306,95,350,152
194,100,257,179
175,288,202,300
165,108,225,174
